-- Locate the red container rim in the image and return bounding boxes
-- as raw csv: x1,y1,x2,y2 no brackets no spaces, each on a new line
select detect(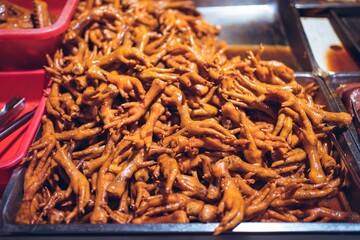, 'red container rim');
0,69,48,170
0,0,79,41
